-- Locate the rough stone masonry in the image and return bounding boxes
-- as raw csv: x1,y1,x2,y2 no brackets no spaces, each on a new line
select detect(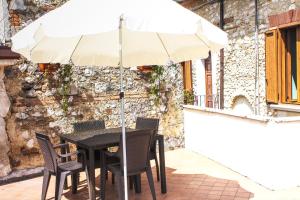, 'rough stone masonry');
193,0,300,116
0,66,11,177
0,0,184,176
